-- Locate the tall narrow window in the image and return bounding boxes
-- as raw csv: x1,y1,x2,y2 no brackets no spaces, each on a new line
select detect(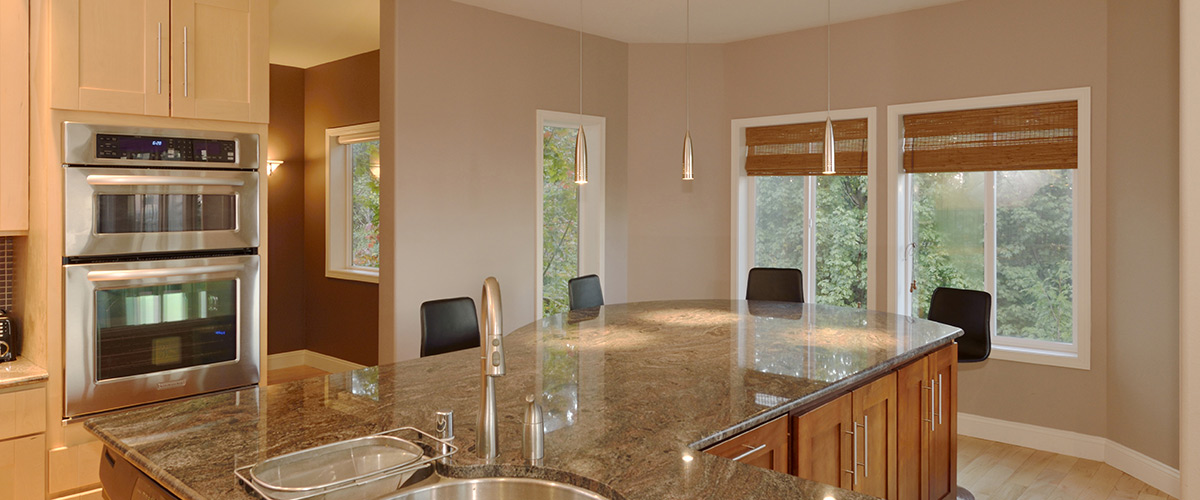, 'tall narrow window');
326,122,381,283
536,111,606,318
541,125,580,316
743,116,871,308
895,91,1090,368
